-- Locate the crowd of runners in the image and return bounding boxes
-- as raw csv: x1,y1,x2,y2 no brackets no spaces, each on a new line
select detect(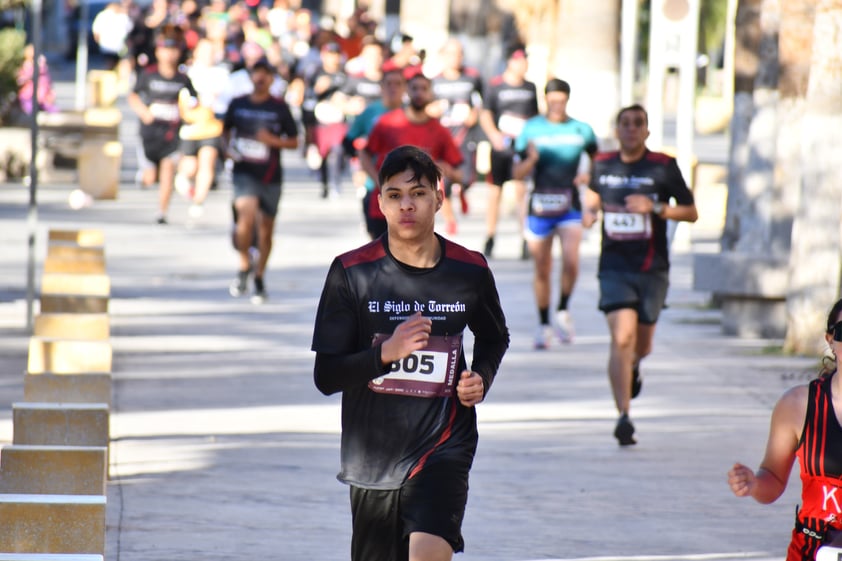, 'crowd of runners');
45,2,842,558
114,0,706,448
